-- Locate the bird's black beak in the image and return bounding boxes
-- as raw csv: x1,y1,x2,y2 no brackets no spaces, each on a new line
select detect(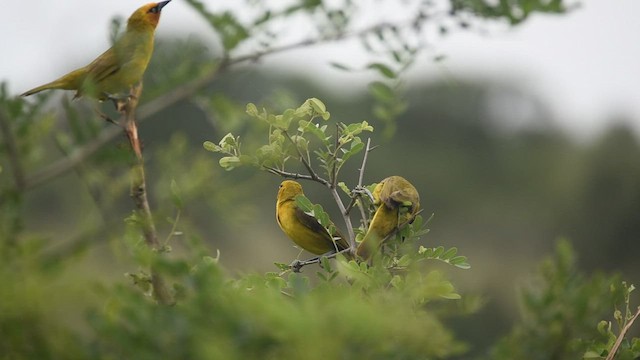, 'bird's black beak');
157,0,171,11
